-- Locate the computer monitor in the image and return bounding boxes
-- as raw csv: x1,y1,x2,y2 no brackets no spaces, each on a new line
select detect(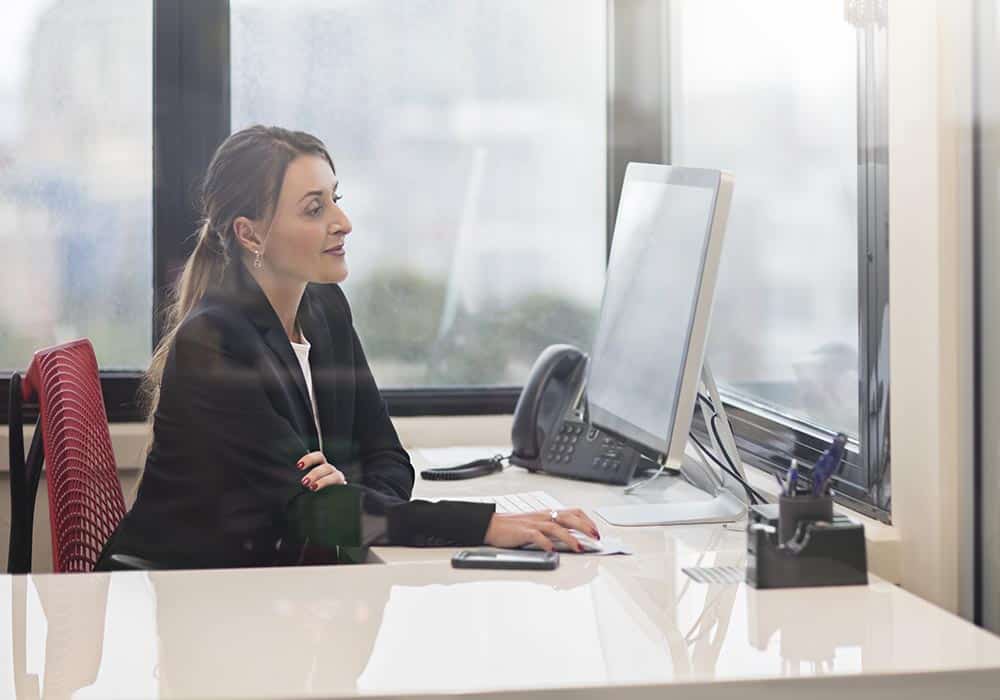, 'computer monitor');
586,163,743,526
